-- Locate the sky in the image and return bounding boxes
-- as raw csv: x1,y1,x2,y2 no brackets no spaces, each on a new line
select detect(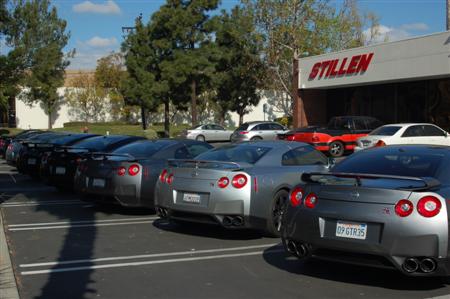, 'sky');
49,0,447,70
